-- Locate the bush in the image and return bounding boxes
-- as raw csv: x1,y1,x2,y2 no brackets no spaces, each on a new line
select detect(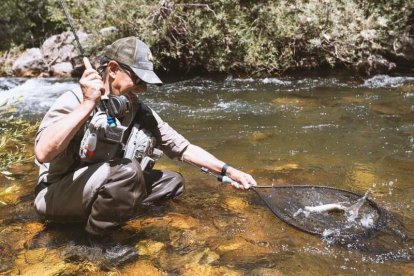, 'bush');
4,0,414,75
